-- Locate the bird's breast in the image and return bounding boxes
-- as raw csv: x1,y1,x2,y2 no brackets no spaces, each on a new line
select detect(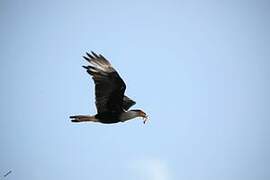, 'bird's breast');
95,112,122,124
